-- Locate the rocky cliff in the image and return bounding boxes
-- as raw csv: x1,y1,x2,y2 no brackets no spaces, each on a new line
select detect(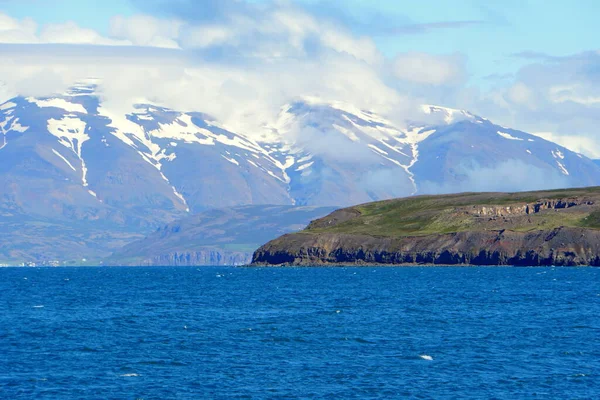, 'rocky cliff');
252,187,600,266
119,249,252,267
